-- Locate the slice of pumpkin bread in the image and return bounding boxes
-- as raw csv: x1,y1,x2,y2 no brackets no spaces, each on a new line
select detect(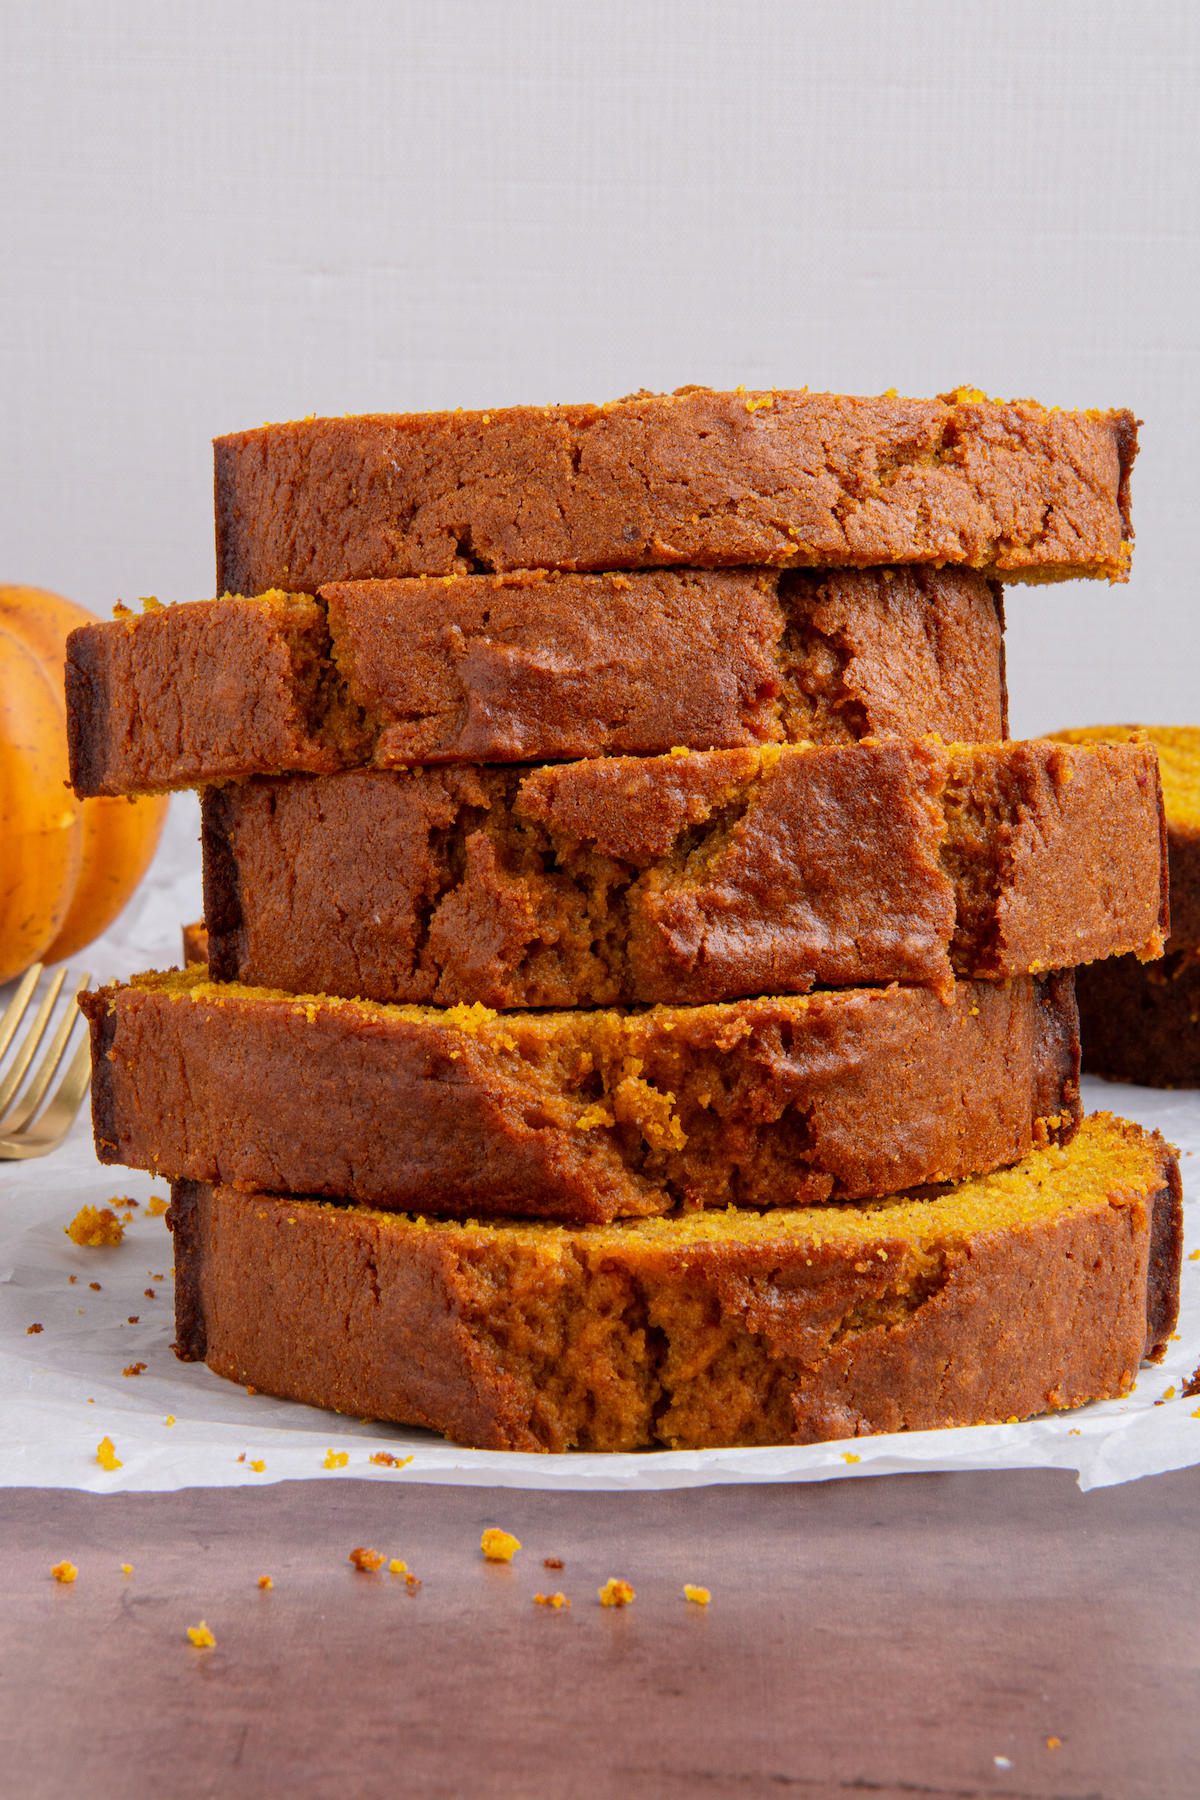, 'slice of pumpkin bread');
213,389,1136,593
81,969,1080,1224
65,567,1006,796
1052,726,1200,1085
167,1113,1181,1452
201,737,1166,1008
